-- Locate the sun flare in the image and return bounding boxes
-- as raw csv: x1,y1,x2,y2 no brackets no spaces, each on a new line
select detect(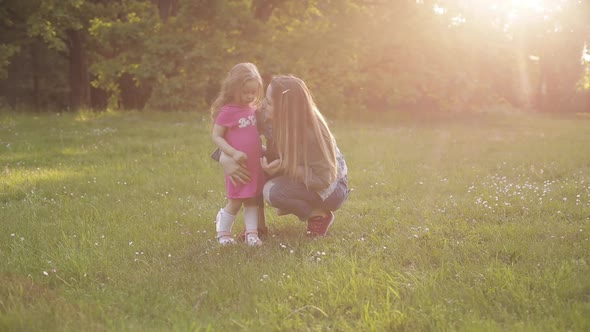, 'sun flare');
510,0,545,11
481,0,547,16
428,0,563,27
